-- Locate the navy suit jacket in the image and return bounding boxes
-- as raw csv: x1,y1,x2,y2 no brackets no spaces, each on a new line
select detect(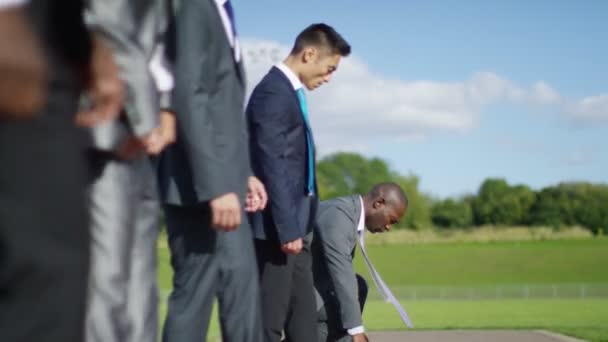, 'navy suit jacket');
246,66,318,244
